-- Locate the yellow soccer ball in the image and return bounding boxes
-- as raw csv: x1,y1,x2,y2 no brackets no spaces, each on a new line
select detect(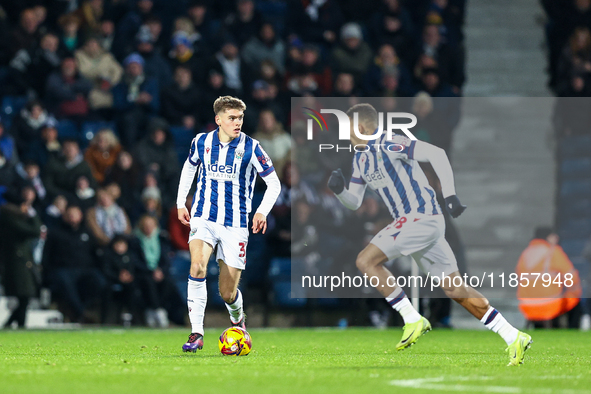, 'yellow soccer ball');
218,327,252,356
